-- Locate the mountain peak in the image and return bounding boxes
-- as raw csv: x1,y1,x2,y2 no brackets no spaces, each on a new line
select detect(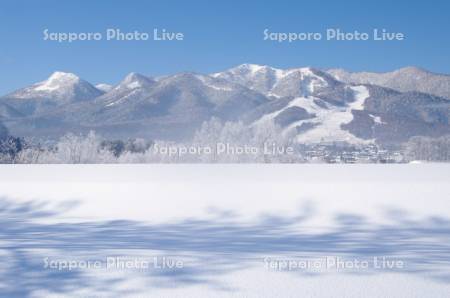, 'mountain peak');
236,63,267,70
95,83,113,92
395,66,429,75
124,72,145,80
3,71,102,103
212,64,332,97
34,71,81,92
120,72,154,89
228,64,281,75
49,71,80,80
